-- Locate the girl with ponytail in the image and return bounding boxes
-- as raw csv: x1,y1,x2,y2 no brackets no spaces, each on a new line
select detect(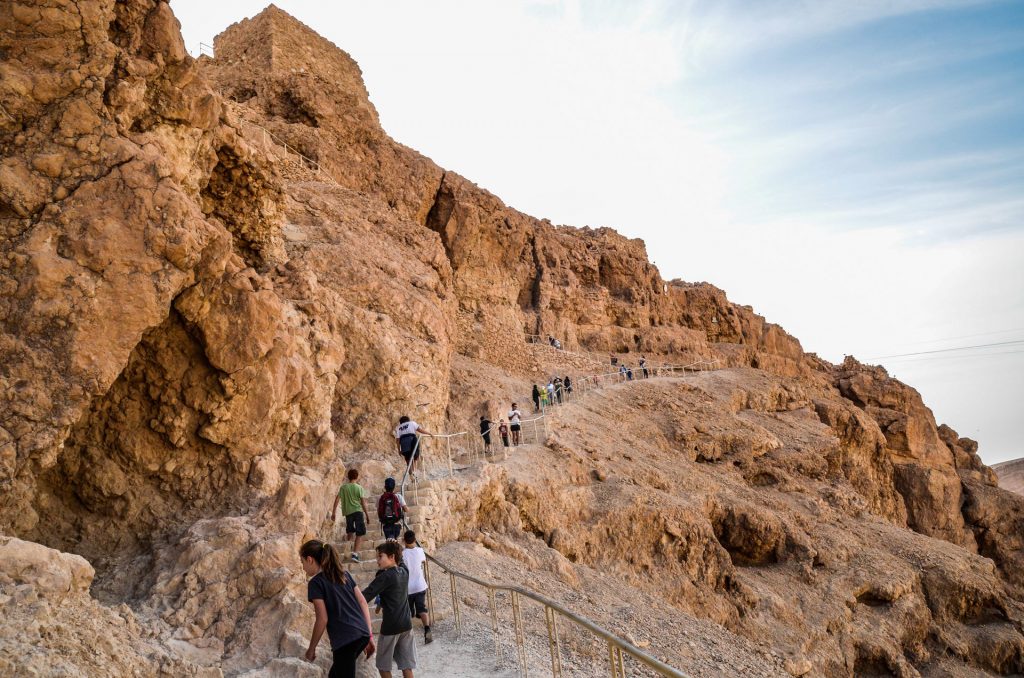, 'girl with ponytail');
300,539,375,676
